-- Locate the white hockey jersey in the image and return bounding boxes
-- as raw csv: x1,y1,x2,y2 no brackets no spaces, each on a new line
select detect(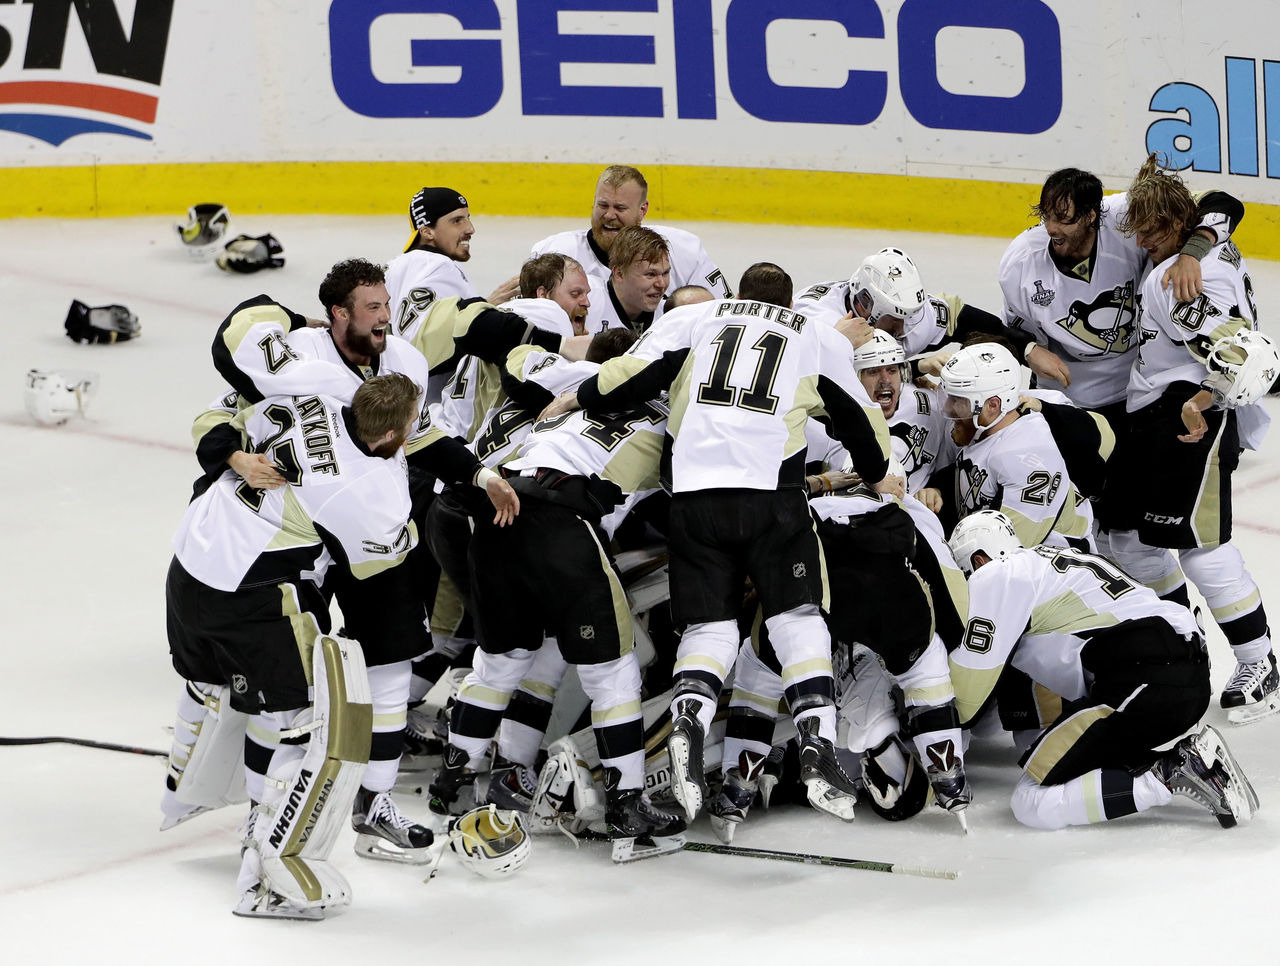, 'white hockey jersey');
530,224,731,298
385,249,479,347
432,298,577,441
954,411,1094,548
1128,240,1258,412
173,392,416,592
999,195,1146,409
581,298,891,494
796,281,967,360
950,545,1199,725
